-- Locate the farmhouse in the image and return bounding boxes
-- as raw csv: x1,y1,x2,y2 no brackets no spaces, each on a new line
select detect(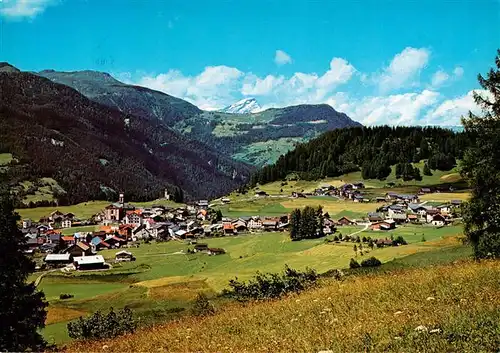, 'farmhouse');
65,242,92,257
385,192,399,201
61,218,72,228
73,255,106,270
233,220,248,233
115,250,135,262
194,243,209,252
22,218,32,229
262,219,278,231
197,200,209,208
44,253,72,267
248,217,263,230
437,204,452,214
370,220,396,231
368,212,384,222
419,187,432,194
292,191,307,198
223,223,235,235
337,217,355,226
390,213,408,224
376,238,394,247
207,248,226,255
426,209,441,223
61,236,76,245
408,214,419,223
124,210,143,226
90,236,110,250
105,235,127,248
431,214,446,226
353,194,364,203
49,210,64,222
